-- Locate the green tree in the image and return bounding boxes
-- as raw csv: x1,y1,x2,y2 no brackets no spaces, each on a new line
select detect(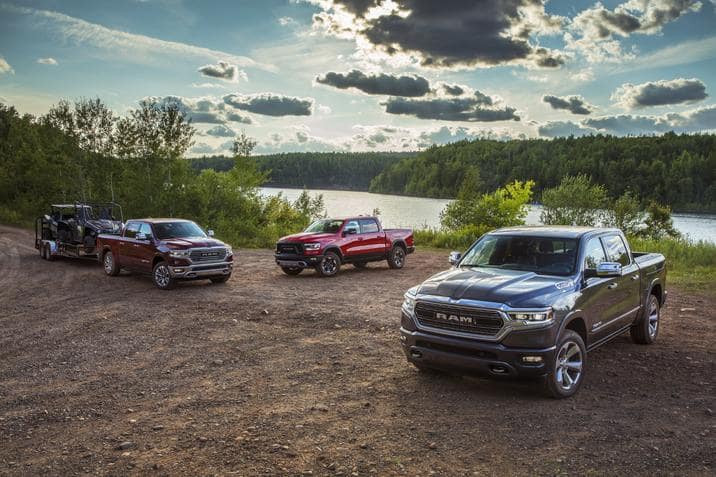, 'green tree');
541,175,608,226
607,190,644,235
640,202,680,240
